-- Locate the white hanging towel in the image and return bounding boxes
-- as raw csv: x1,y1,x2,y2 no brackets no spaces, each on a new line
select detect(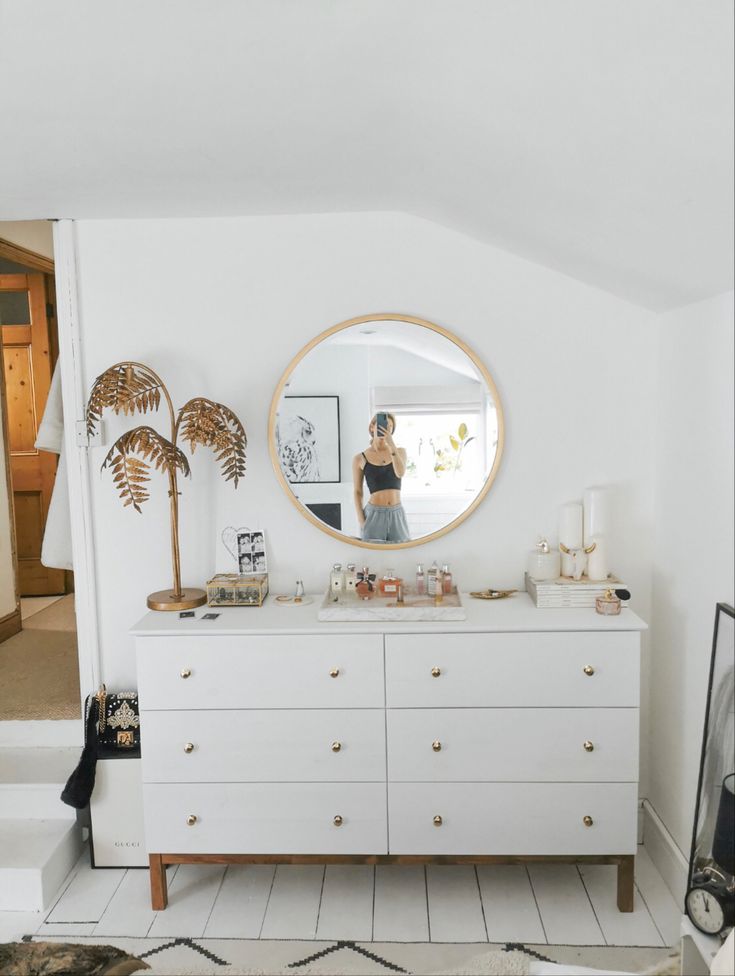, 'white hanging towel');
35,364,73,570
